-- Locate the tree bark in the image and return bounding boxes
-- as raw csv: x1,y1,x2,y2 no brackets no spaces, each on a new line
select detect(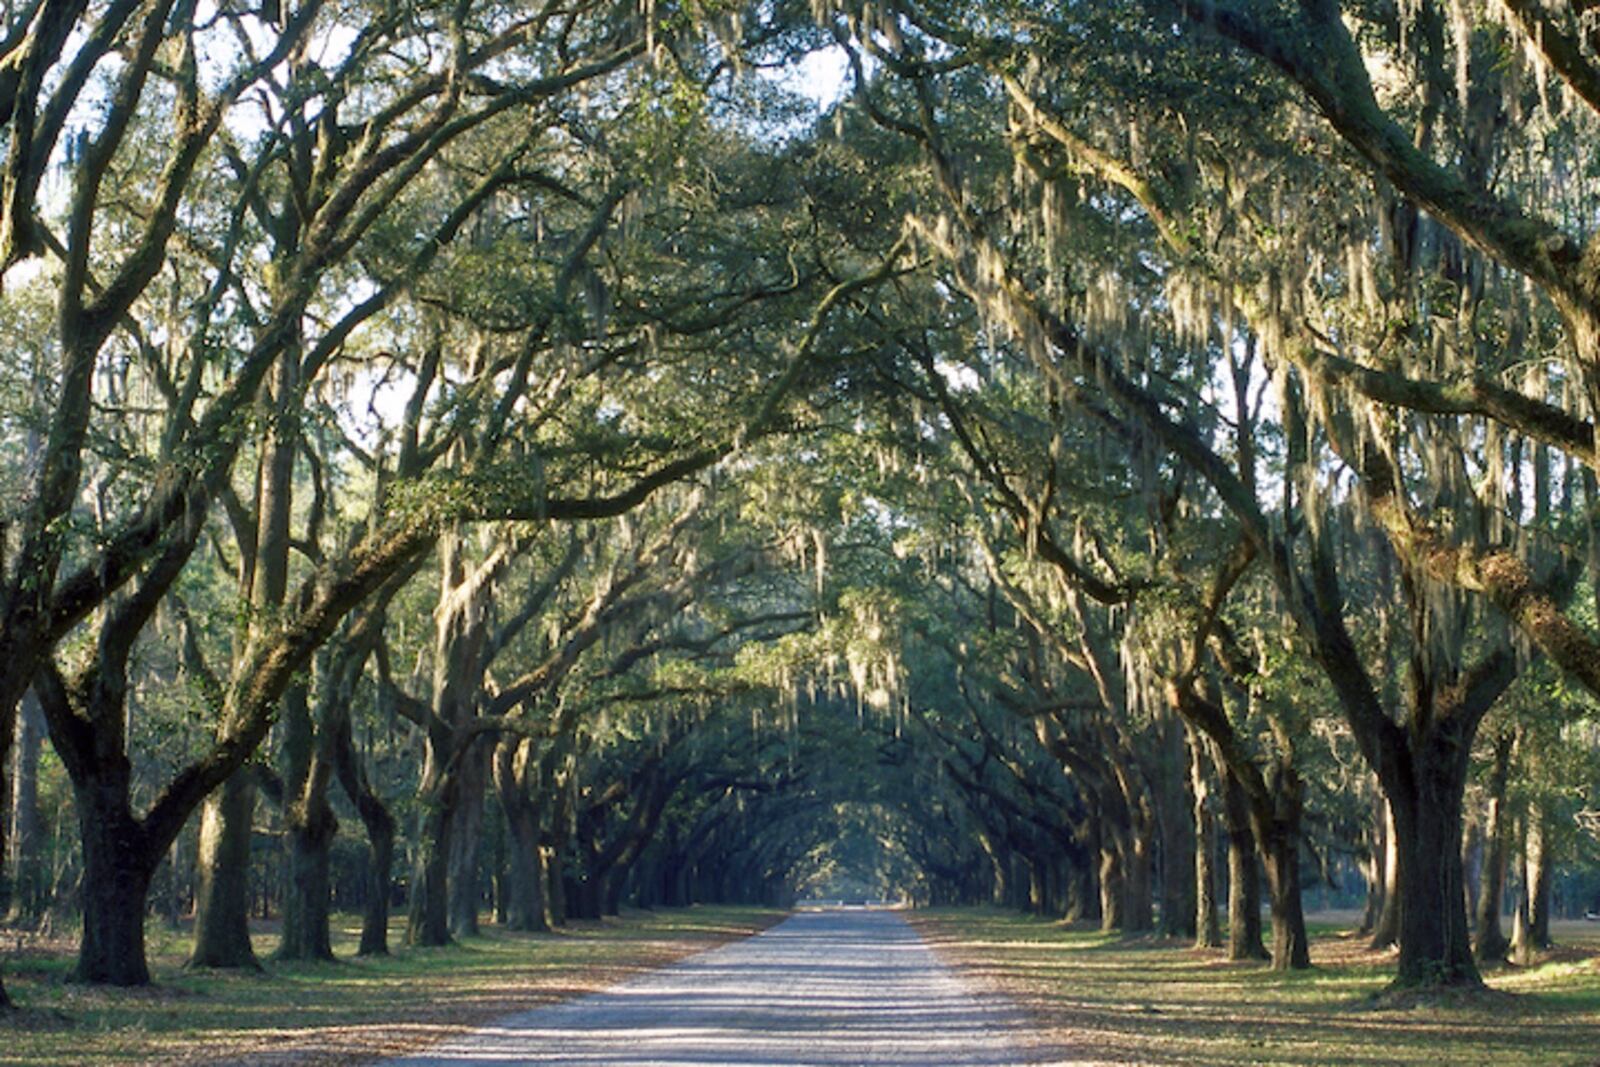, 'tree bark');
193,334,297,971
1511,805,1554,963
1258,821,1310,970
494,736,558,932
1159,727,1197,938
977,828,1009,907
74,770,162,985
7,691,44,923
1189,730,1222,948
357,812,396,955
1067,848,1098,924
408,785,454,946
1474,731,1514,961
188,773,261,969
1371,798,1401,949
546,840,567,925
1526,811,1554,947
504,825,551,931
331,700,395,956
446,738,488,938
277,680,338,962
1388,743,1478,987
1220,767,1268,961
1359,792,1387,936
1026,857,1046,913
402,523,492,945
277,806,336,961
1098,840,1124,932
1123,817,1155,933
